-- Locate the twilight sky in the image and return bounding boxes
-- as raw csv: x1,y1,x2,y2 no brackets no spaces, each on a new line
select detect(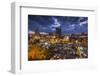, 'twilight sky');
28,15,88,34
